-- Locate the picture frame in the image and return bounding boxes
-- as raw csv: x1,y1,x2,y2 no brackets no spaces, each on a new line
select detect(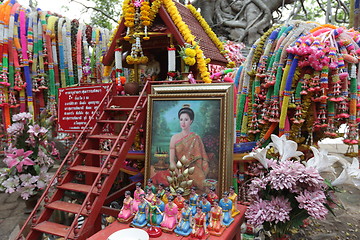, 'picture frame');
145,83,234,195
